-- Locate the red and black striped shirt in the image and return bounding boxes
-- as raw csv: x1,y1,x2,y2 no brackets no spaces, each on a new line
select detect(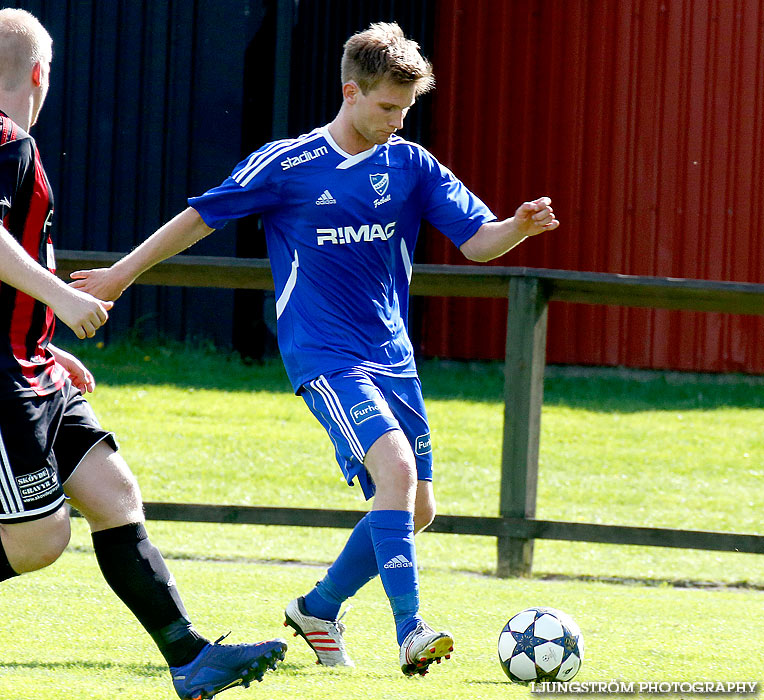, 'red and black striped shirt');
0,110,64,397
